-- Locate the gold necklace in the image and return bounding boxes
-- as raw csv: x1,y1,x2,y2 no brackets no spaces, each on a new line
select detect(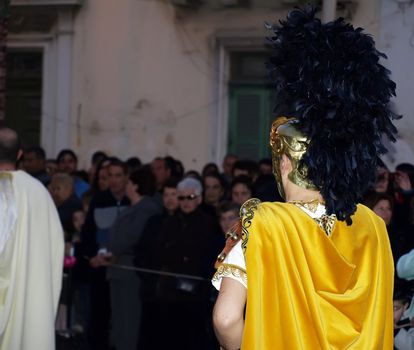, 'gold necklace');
288,199,324,213
289,199,337,236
